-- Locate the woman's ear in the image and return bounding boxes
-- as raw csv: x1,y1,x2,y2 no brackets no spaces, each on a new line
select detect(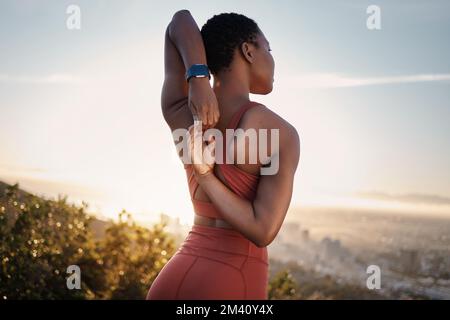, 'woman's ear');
240,41,254,64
